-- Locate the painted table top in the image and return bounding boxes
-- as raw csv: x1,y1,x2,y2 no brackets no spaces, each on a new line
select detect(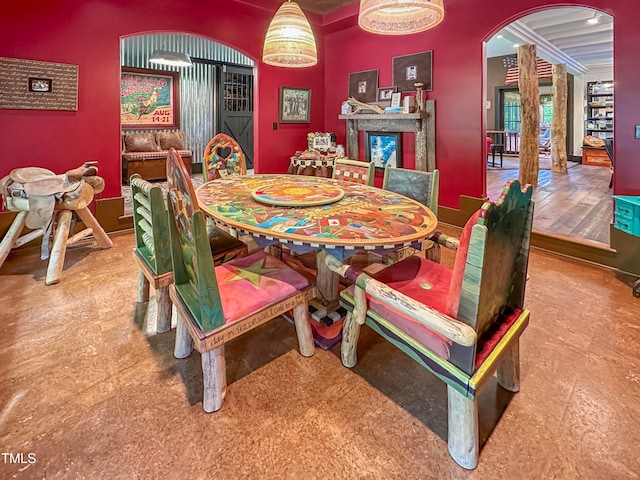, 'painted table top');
196,175,437,252
251,180,345,207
